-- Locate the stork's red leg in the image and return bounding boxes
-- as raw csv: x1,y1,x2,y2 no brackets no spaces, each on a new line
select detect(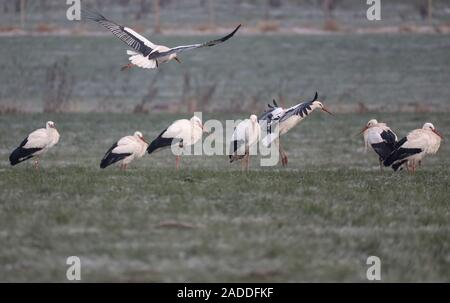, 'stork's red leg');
176,156,180,170
280,150,288,167
33,158,39,170
120,63,134,71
